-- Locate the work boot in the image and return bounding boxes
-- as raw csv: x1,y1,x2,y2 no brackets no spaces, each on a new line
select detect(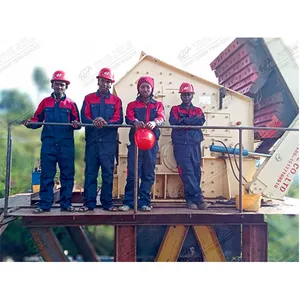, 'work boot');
196,201,210,210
